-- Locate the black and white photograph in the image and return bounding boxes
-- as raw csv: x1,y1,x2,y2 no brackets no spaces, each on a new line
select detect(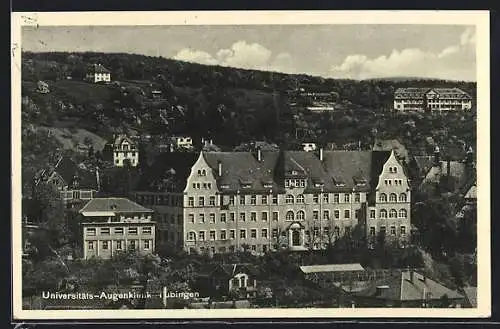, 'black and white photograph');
11,11,490,319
